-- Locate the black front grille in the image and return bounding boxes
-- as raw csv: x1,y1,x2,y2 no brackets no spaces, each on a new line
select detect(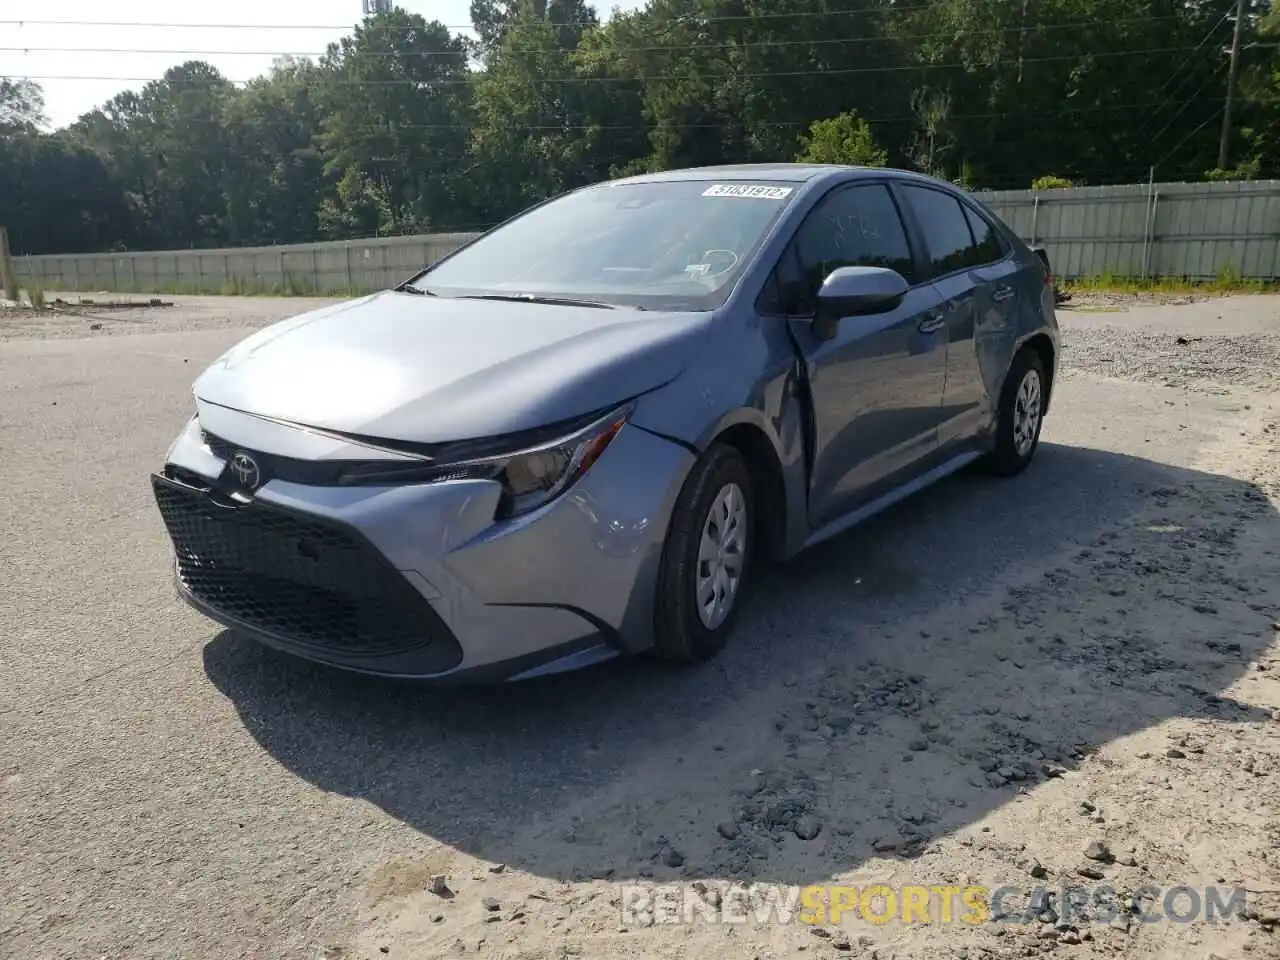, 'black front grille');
152,473,463,669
